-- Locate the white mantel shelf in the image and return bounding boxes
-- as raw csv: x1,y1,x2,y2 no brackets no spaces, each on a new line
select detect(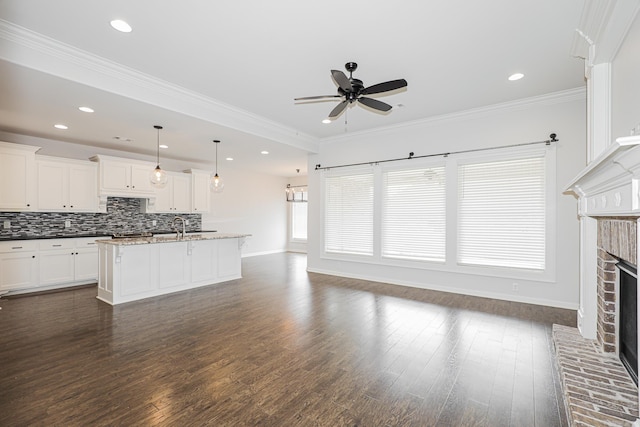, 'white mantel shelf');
565,135,640,217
